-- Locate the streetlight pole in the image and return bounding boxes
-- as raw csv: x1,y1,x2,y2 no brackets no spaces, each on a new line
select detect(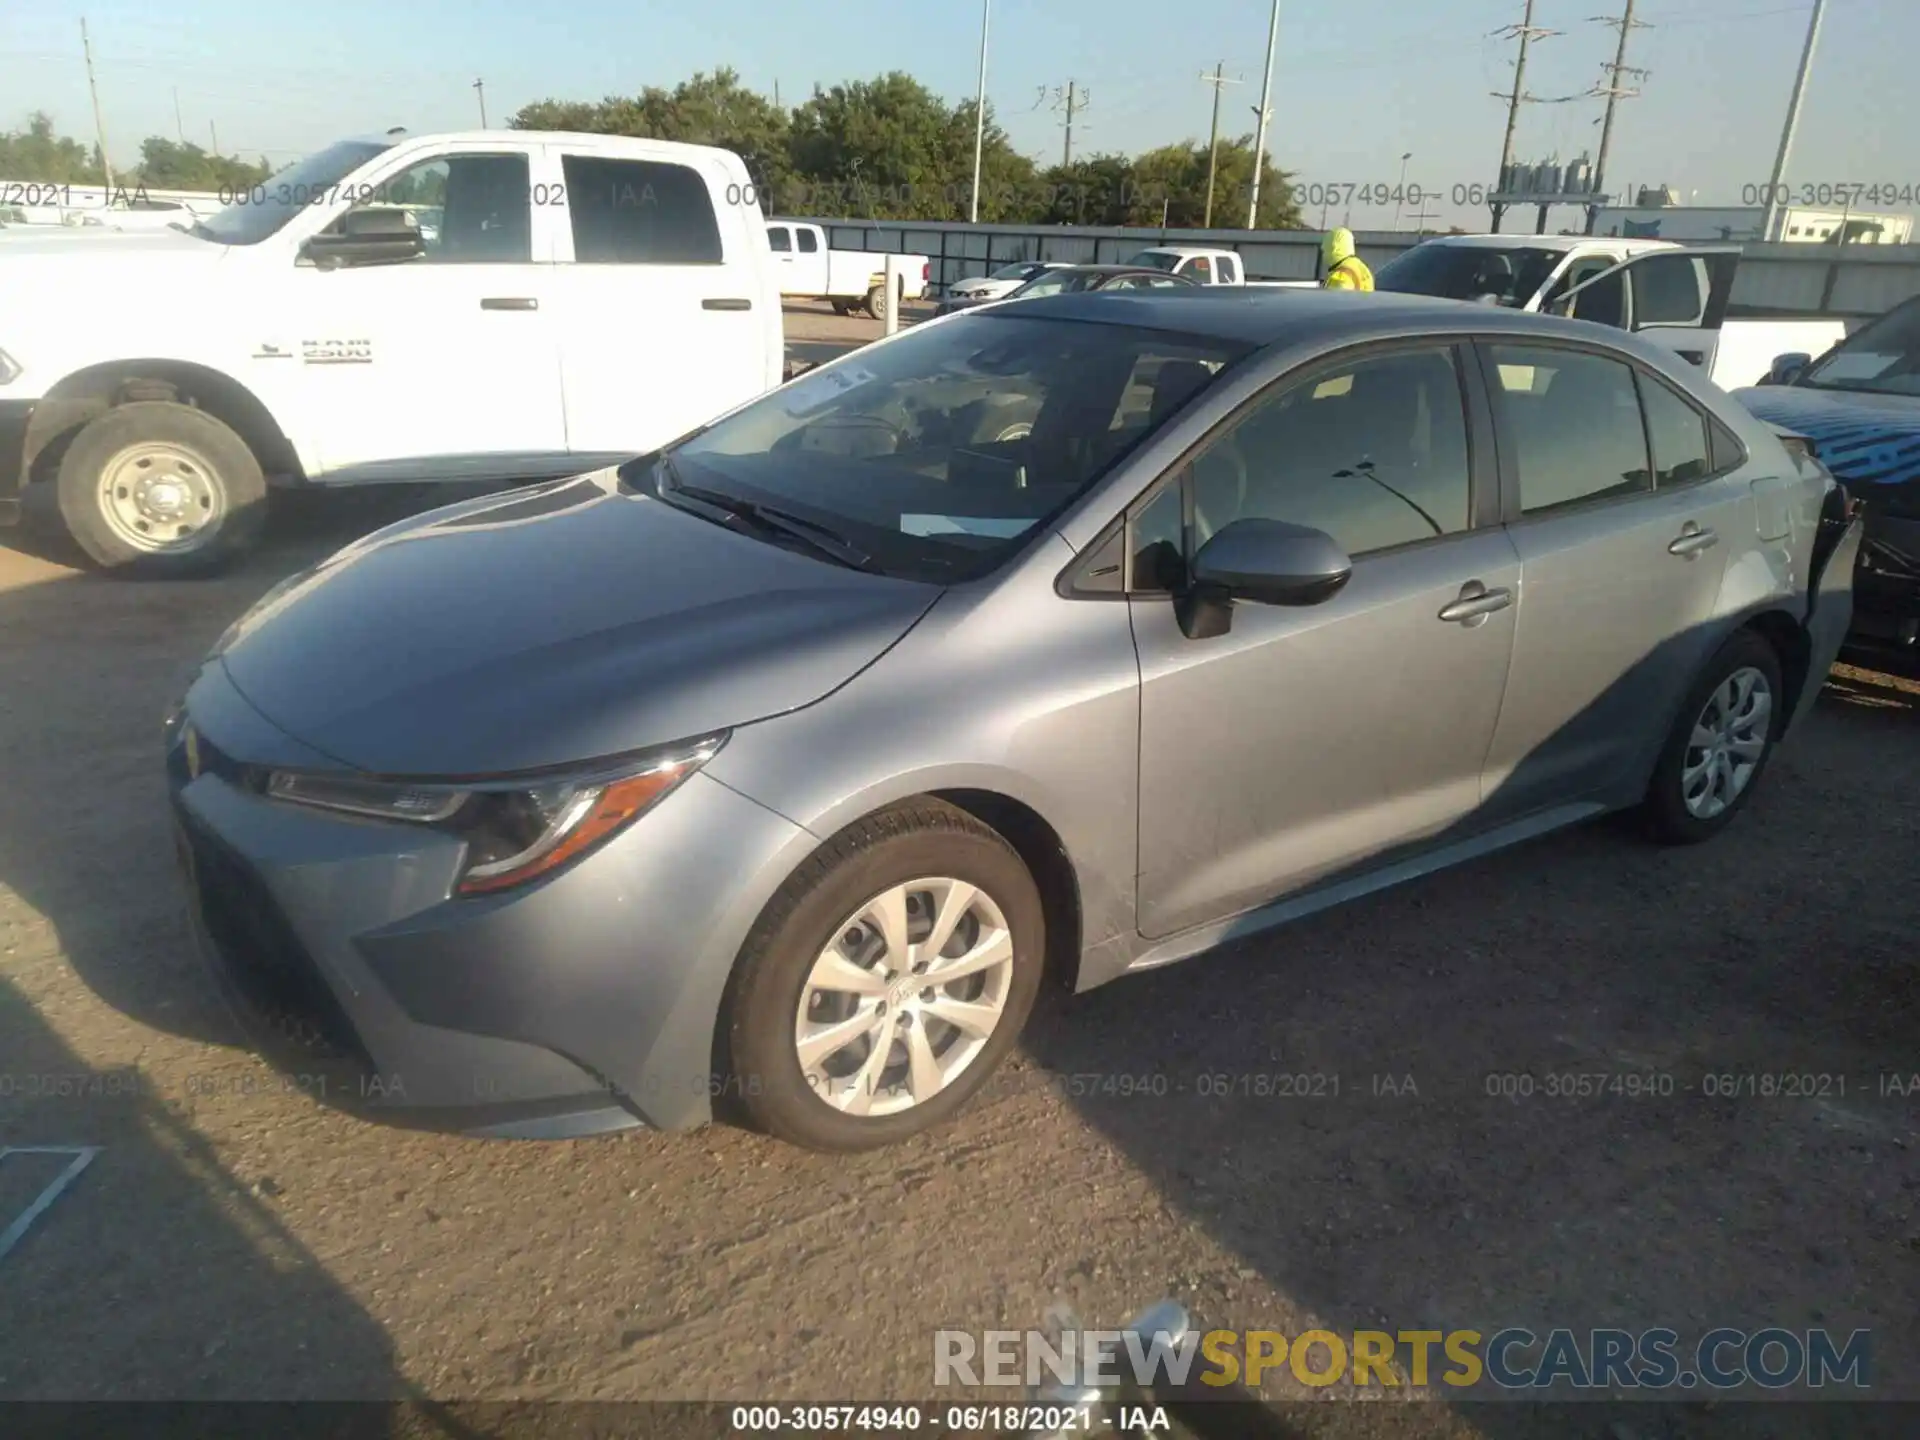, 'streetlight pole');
1247,0,1279,228
1761,0,1826,244
1392,151,1411,230
968,0,991,223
